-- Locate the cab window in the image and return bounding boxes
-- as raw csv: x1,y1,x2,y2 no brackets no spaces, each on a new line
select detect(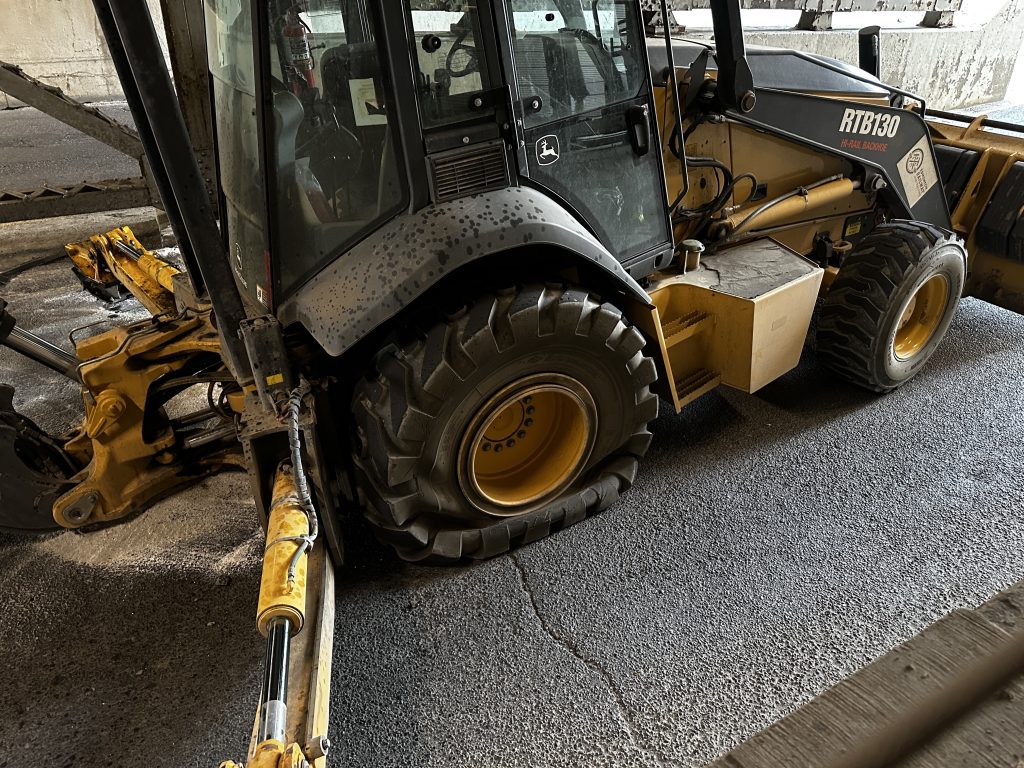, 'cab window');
265,0,406,296
509,0,644,128
405,2,495,128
